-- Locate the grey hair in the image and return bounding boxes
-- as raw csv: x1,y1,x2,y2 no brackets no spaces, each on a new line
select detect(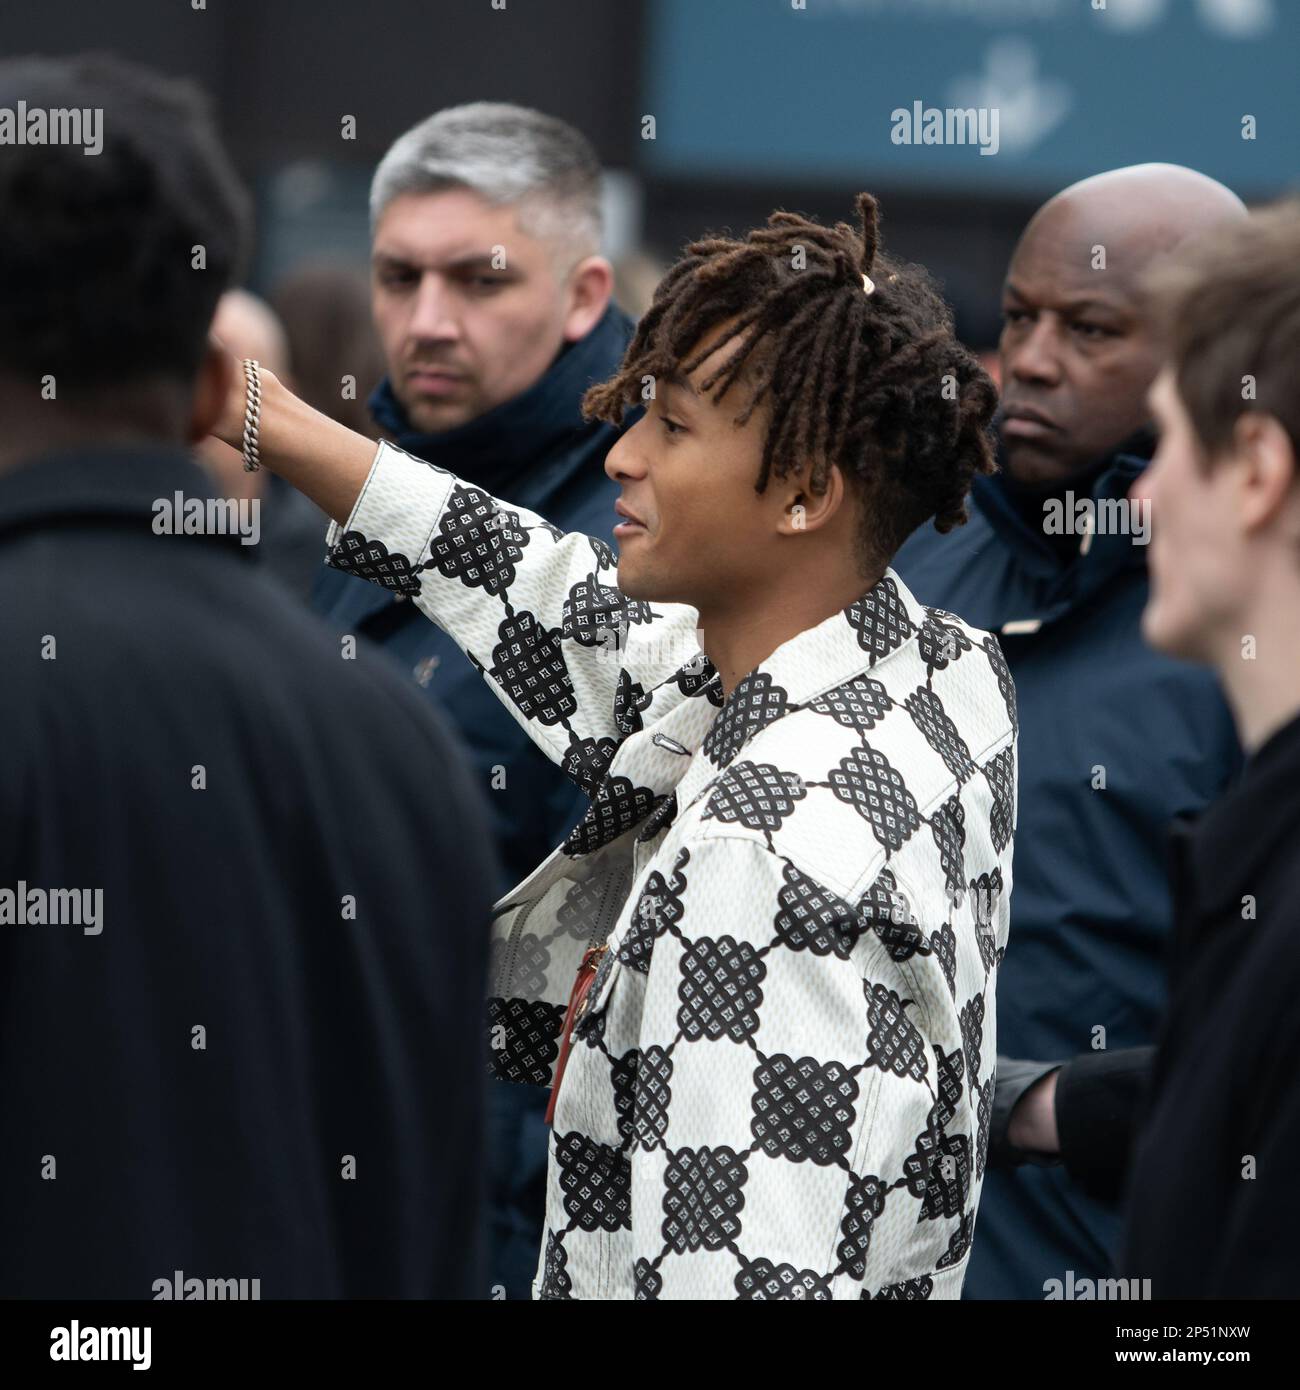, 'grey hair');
369,101,603,258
